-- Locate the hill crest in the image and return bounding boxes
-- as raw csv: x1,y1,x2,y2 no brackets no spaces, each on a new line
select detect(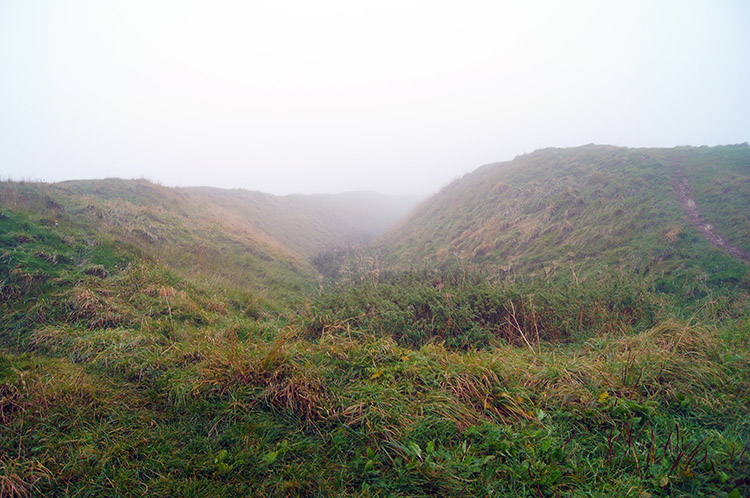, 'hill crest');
381,144,750,284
